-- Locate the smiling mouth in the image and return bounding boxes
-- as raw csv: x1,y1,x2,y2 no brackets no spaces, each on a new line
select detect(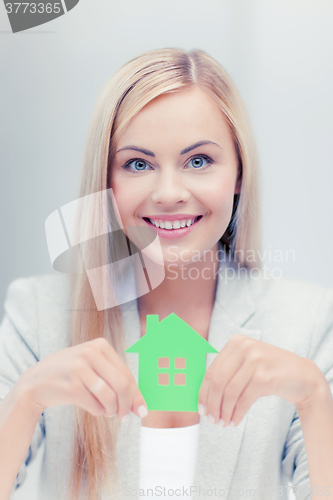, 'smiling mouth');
142,215,203,230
